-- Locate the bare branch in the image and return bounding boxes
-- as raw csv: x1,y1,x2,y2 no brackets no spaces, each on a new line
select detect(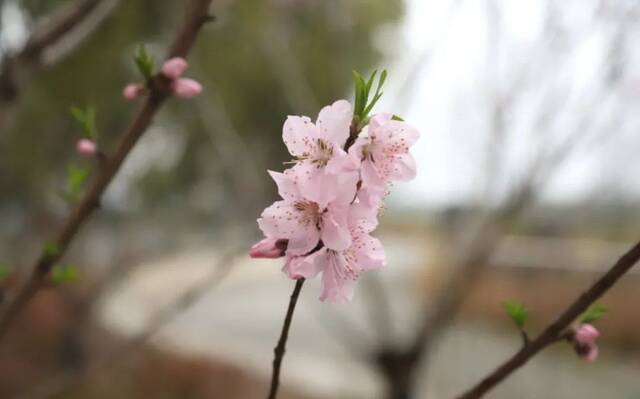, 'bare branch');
267,278,305,399
0,0,213,344
455,240,640,399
